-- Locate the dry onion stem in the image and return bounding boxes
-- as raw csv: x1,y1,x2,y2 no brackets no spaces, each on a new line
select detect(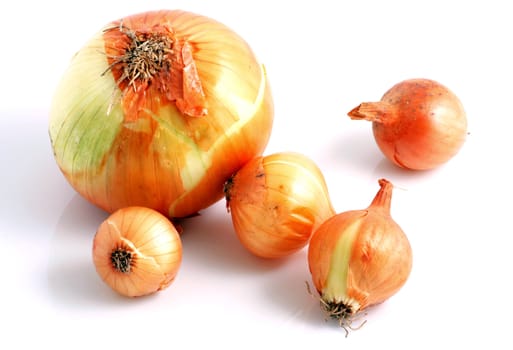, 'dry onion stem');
102,20,207,117
103,22,173,90
101,22,173,114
